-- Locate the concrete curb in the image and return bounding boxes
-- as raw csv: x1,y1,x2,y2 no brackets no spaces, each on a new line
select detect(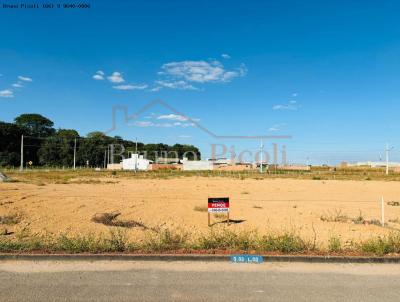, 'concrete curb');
1,254,400,263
